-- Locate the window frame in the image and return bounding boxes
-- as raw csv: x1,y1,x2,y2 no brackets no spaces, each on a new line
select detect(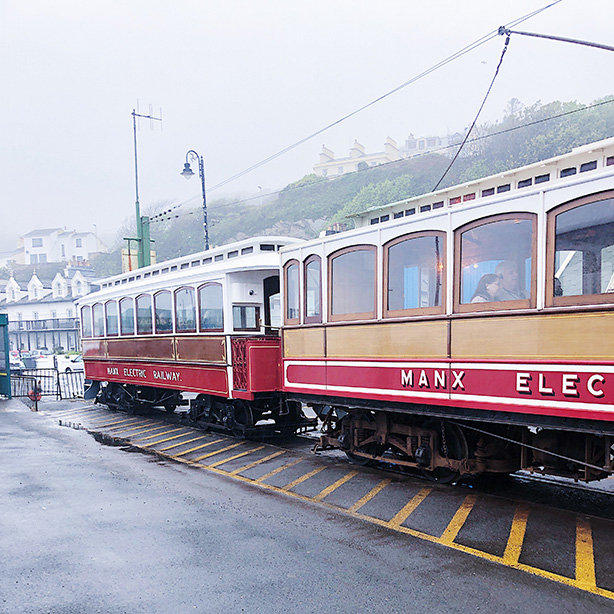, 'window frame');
328,244,377,322
119,297,135,336
174,286,197,333
283,259,300,325
154,290,174,335
546,189,614,308
383,231,446,318
92,303,105,338
104,300,119,337
198,282,224,332
454,212,537,313
80,305,92,338
303,254,322,324
136,293,153,336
